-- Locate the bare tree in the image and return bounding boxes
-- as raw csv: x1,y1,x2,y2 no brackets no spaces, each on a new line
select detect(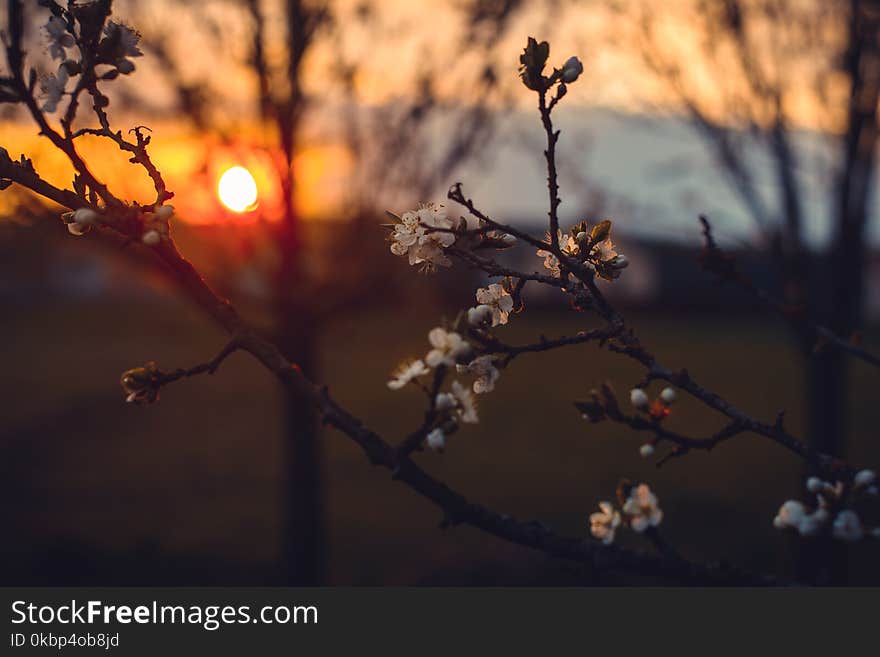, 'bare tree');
621,0,880,480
